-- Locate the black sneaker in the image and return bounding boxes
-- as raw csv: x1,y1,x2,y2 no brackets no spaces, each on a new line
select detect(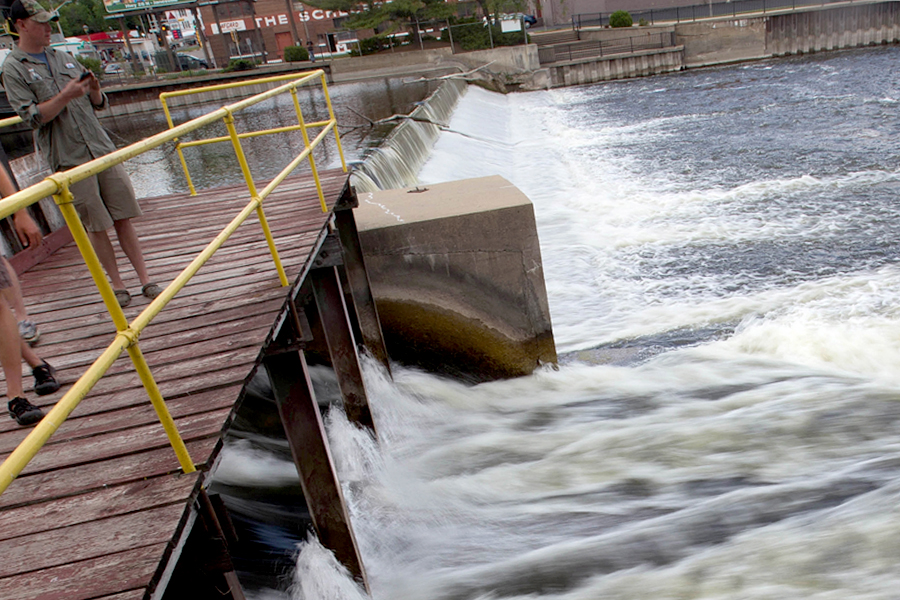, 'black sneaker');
8,396,43,426
32,362,60,396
